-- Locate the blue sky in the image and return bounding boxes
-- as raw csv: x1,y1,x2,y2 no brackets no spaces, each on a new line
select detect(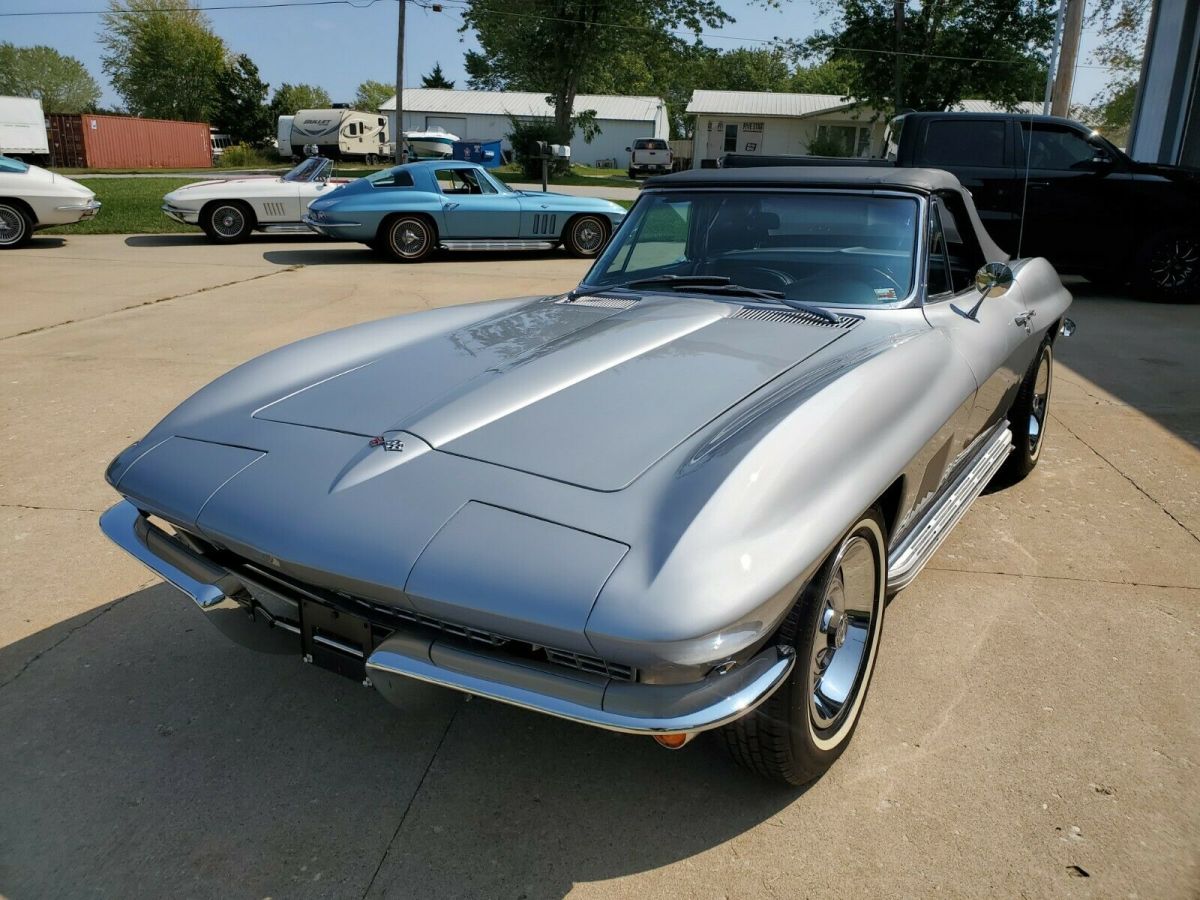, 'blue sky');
4,0,1113,111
